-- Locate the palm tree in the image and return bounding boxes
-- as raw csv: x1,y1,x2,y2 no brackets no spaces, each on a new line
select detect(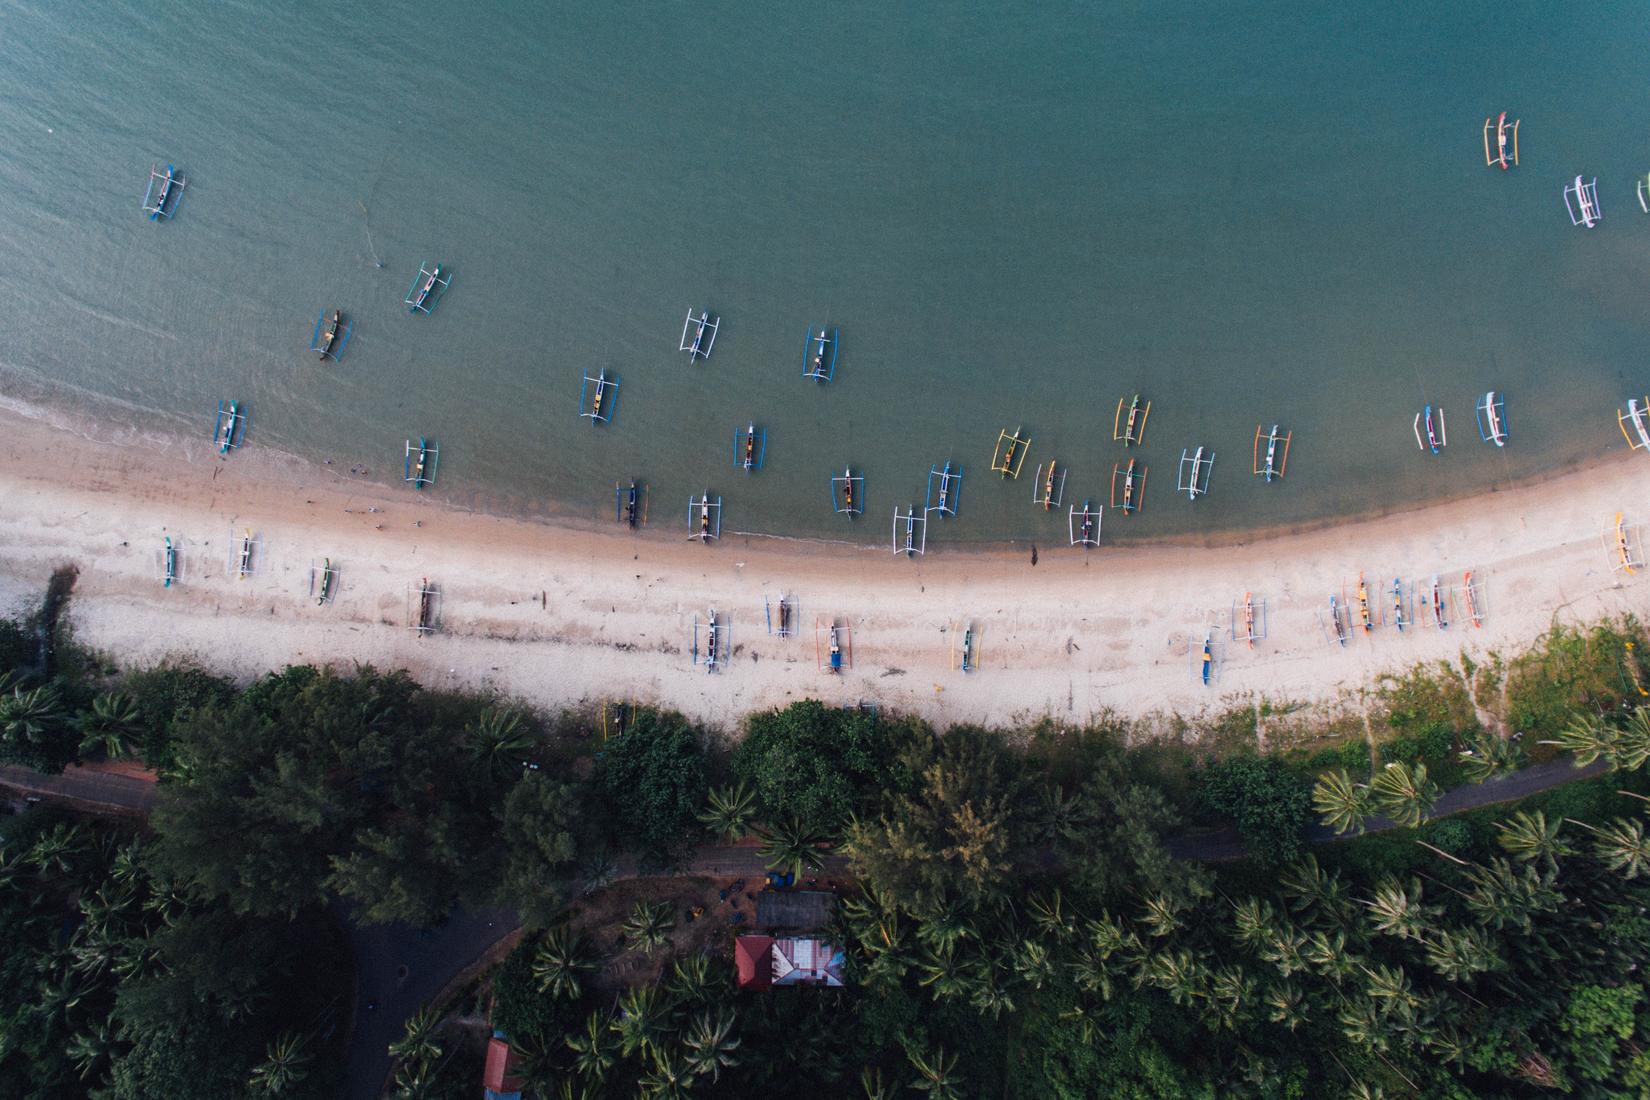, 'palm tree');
757,816,828,878
1569,816,1650,879
905,1045,961,1100
565,1010,618,1083
639,1047,694,1100
1312,769,1372,835
1494,810,1571,868
389,1059,437,1100
249,1031,310,1095
697,782,758,842
1011,939,1055,990
468,706,536,777
75,692,143,760
667,953,722,1004
622,900,676,954
1617,708,1650,771
682,1007,741,1081
1423,927,1501,982
1026,888,1078,943
915,943,978,1002
1263,980,1306,1031
1361,877,1435,941
28,822,87,876
579,849,616,895
1463,857,1558,932
508,1039,557,1100
1544,714,1617,767
1138,893,1185,939
612,986,673,1059
1458,733,1523,784
0,683,67,745
66,1019,116,1081
860,1066,895,1100
532,925,593,1001
387,1006,443,1067
1369,762,1440,828
913,902,974,954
